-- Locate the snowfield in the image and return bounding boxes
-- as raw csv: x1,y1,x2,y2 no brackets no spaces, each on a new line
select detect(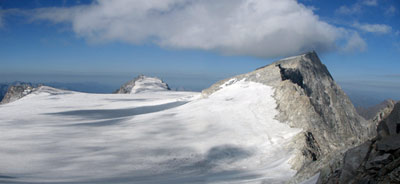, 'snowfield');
0,81,303,184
